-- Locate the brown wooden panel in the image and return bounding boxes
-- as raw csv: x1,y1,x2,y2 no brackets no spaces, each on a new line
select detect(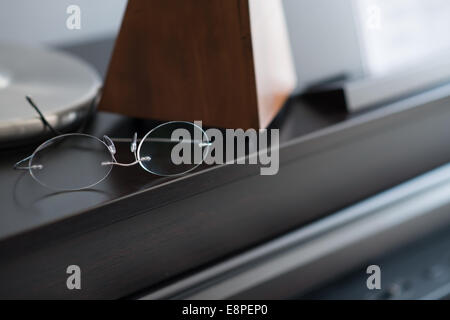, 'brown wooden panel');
99,0,296,129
